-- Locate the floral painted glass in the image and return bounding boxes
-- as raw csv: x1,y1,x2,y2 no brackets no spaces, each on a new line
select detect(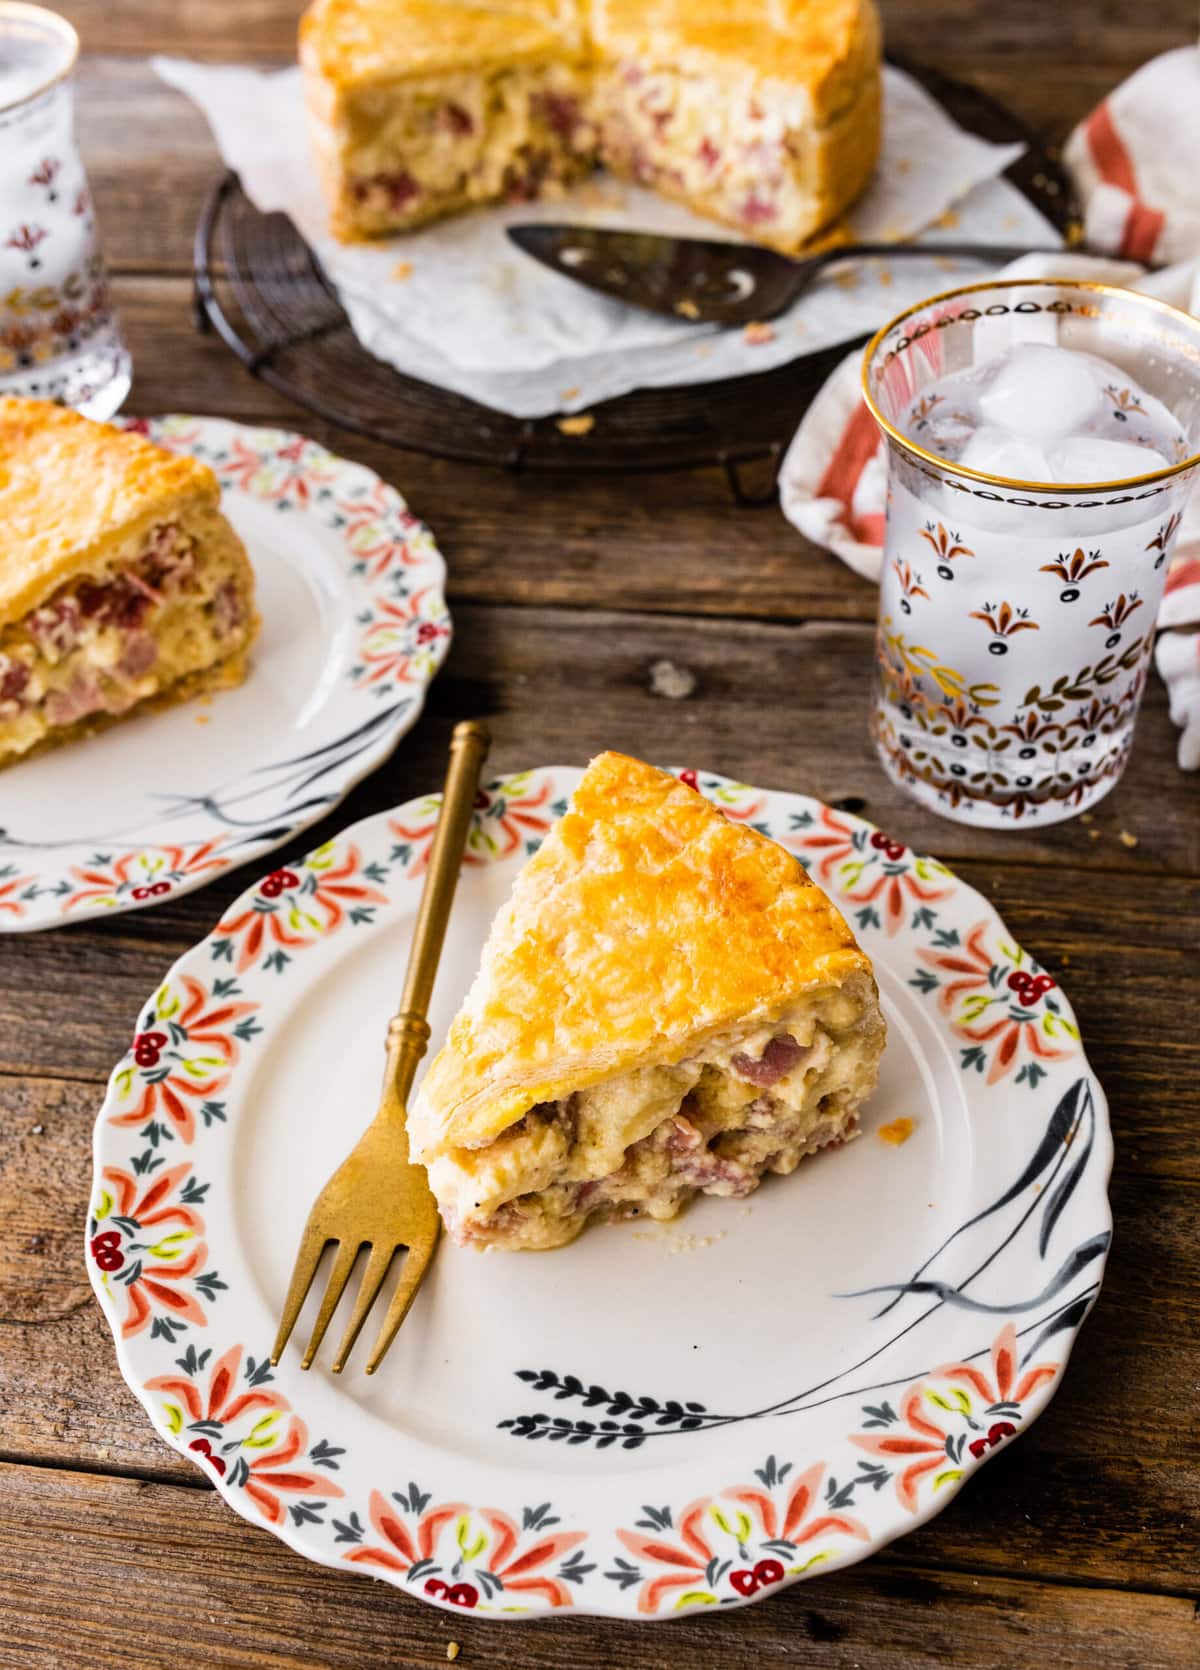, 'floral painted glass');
0,3,130,416
862,278,1200,827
